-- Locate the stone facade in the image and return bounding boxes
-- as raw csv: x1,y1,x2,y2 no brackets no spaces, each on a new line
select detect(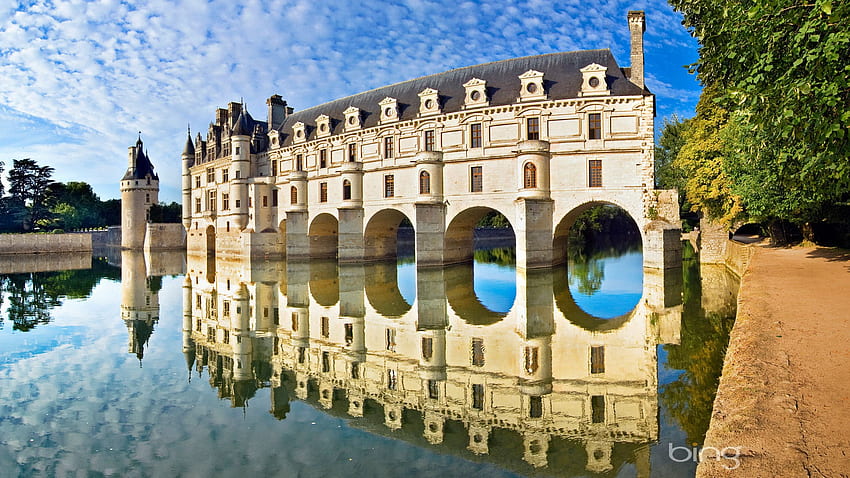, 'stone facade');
183,11,680,269
182,253,682,472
